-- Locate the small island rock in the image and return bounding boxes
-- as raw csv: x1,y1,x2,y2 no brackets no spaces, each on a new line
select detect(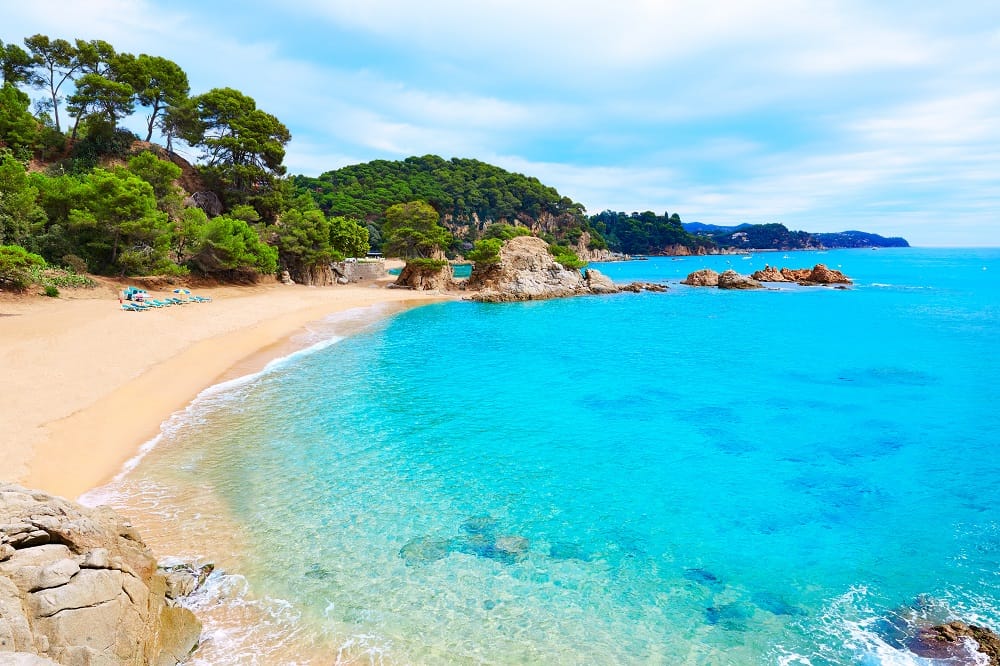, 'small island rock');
717,270,763,290
681,269,720,286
